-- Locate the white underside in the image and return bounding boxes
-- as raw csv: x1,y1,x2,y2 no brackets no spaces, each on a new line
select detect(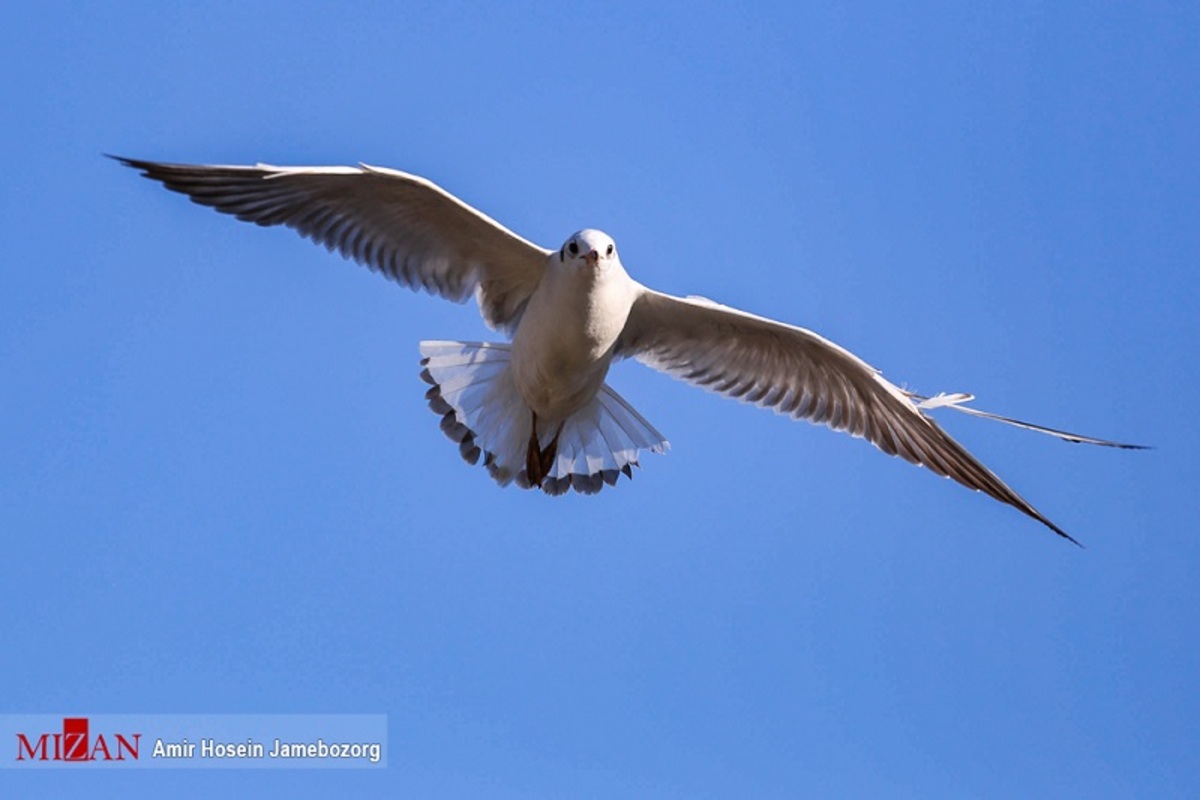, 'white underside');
419,340,669,494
